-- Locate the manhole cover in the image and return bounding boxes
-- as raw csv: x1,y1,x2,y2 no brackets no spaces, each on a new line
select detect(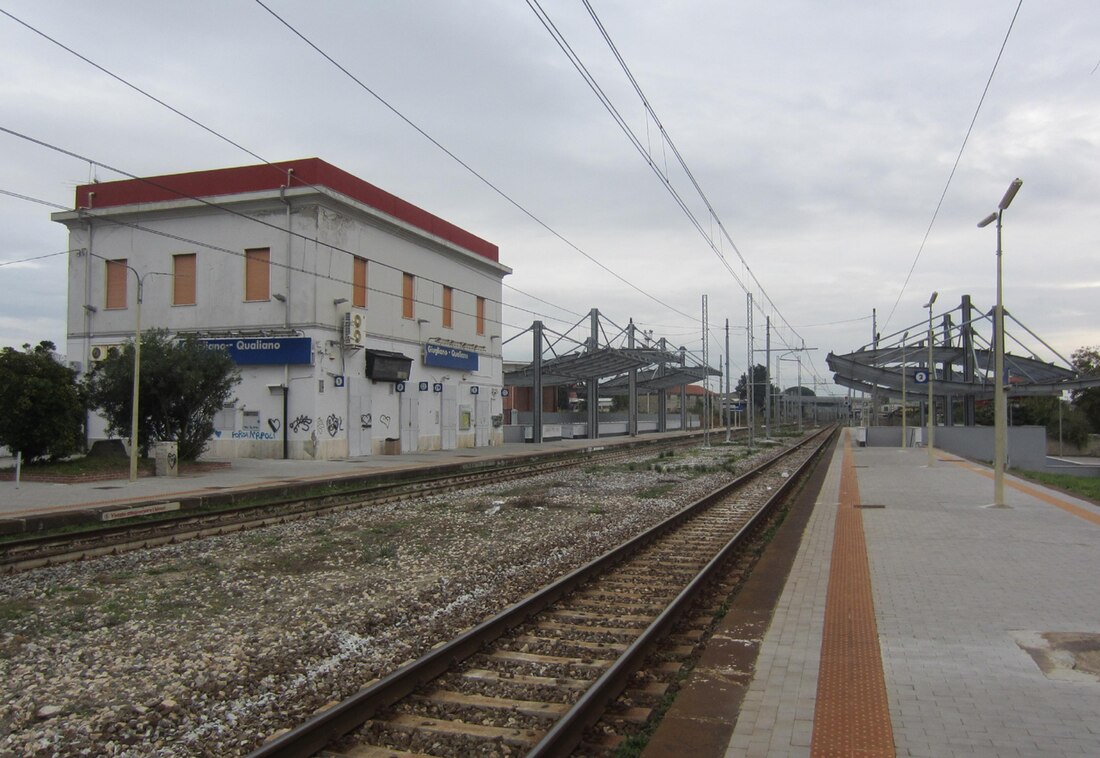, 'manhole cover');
1012,631,1100,683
